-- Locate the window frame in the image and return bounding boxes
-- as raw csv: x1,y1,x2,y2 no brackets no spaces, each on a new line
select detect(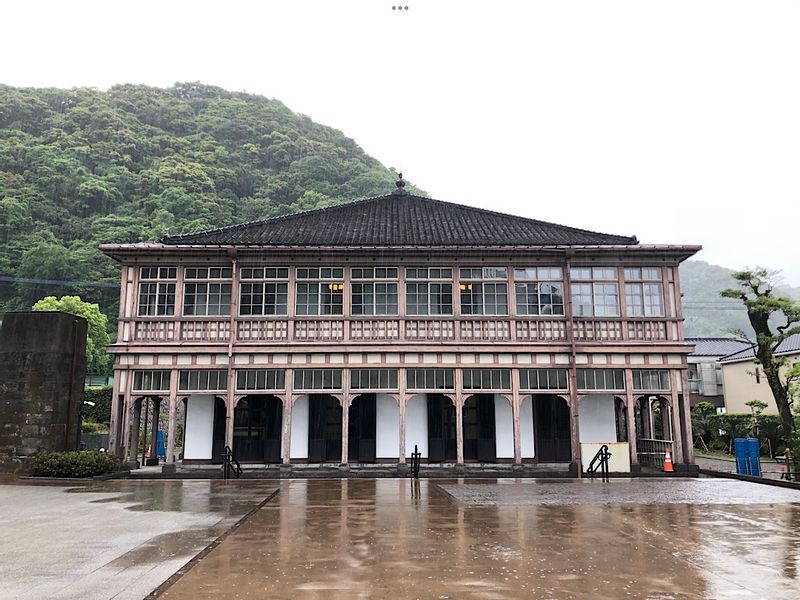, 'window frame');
350,368,399,390
137,267,177,317
459,267,509,316
570,267,620,317
405,267,454,316
350,267,399,316
623,267,664,318
239,268,289,317
293,368,343,391
514,267,565,317
295,267,344,316
461,368,512,391
406,368,455,391
182,267,232,317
